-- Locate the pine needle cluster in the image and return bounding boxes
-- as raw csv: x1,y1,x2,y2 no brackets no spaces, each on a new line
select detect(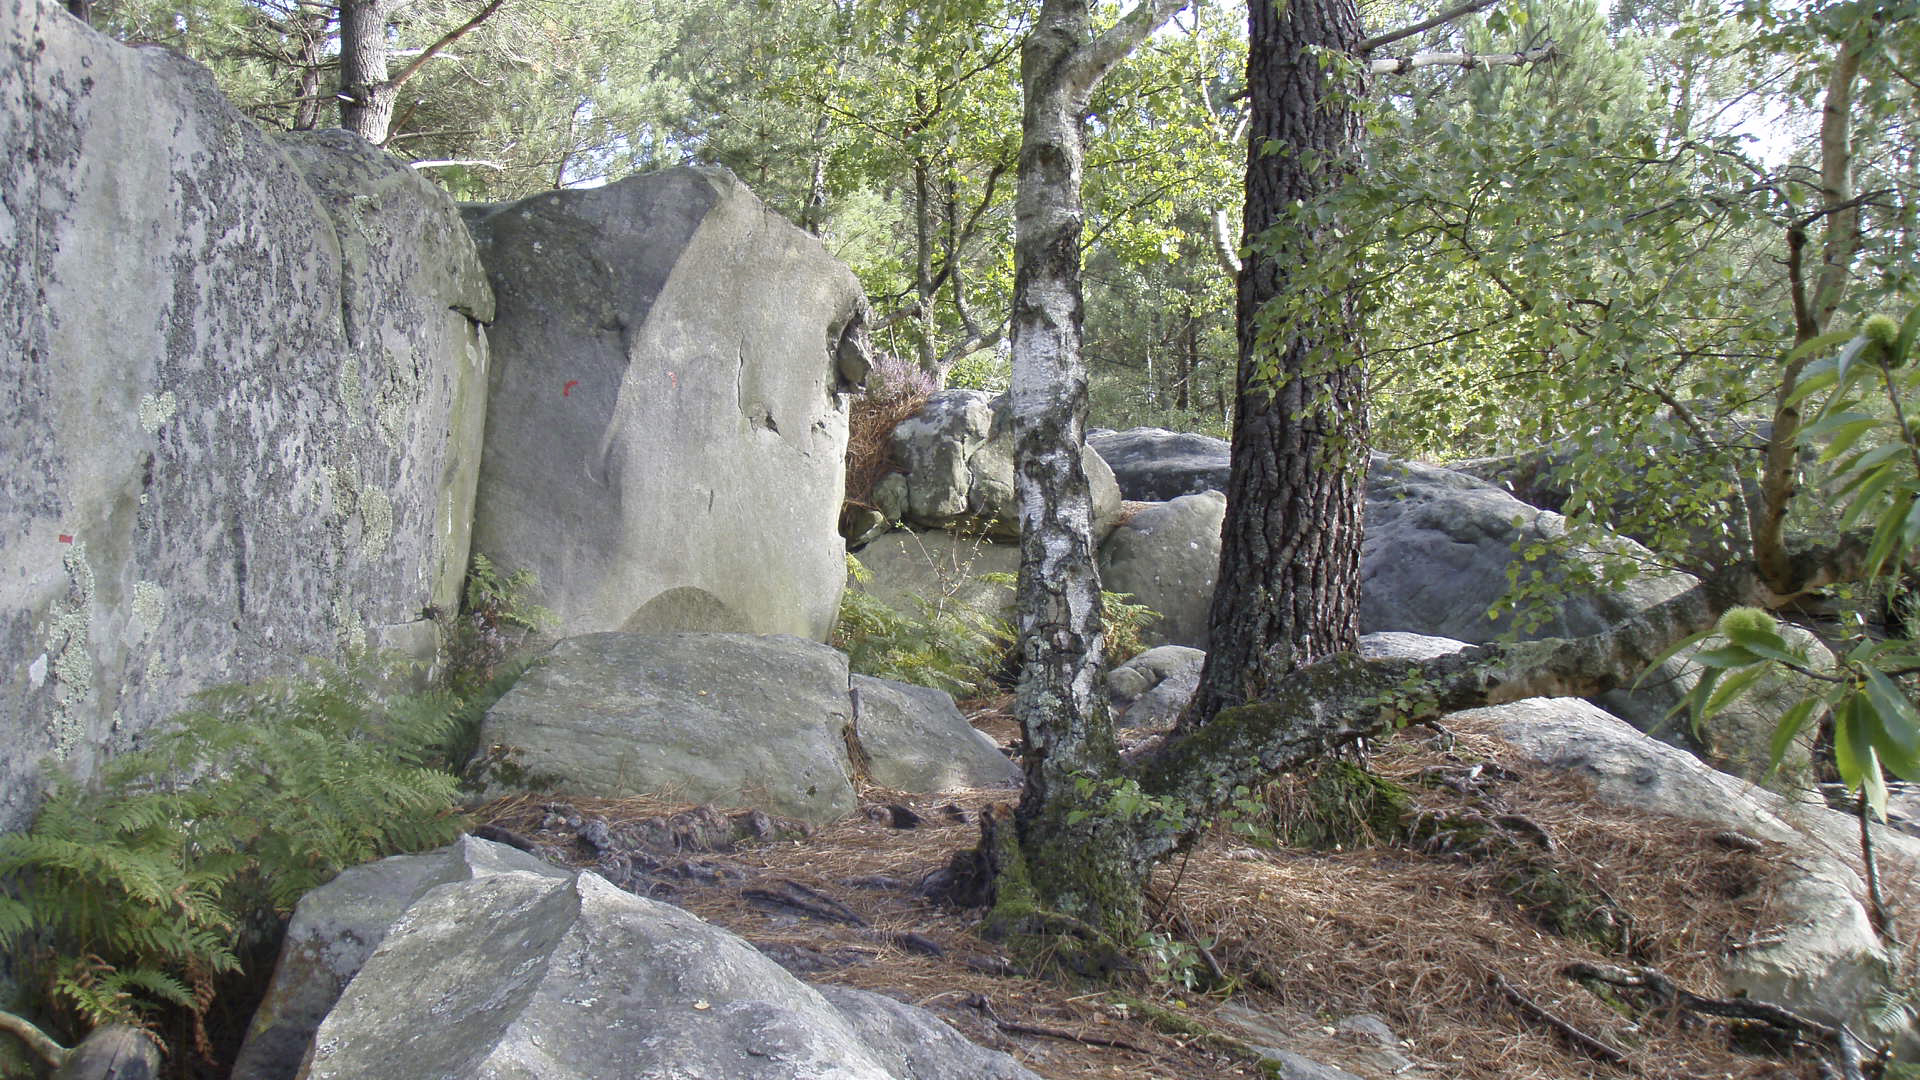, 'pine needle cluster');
0,664,466,1046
